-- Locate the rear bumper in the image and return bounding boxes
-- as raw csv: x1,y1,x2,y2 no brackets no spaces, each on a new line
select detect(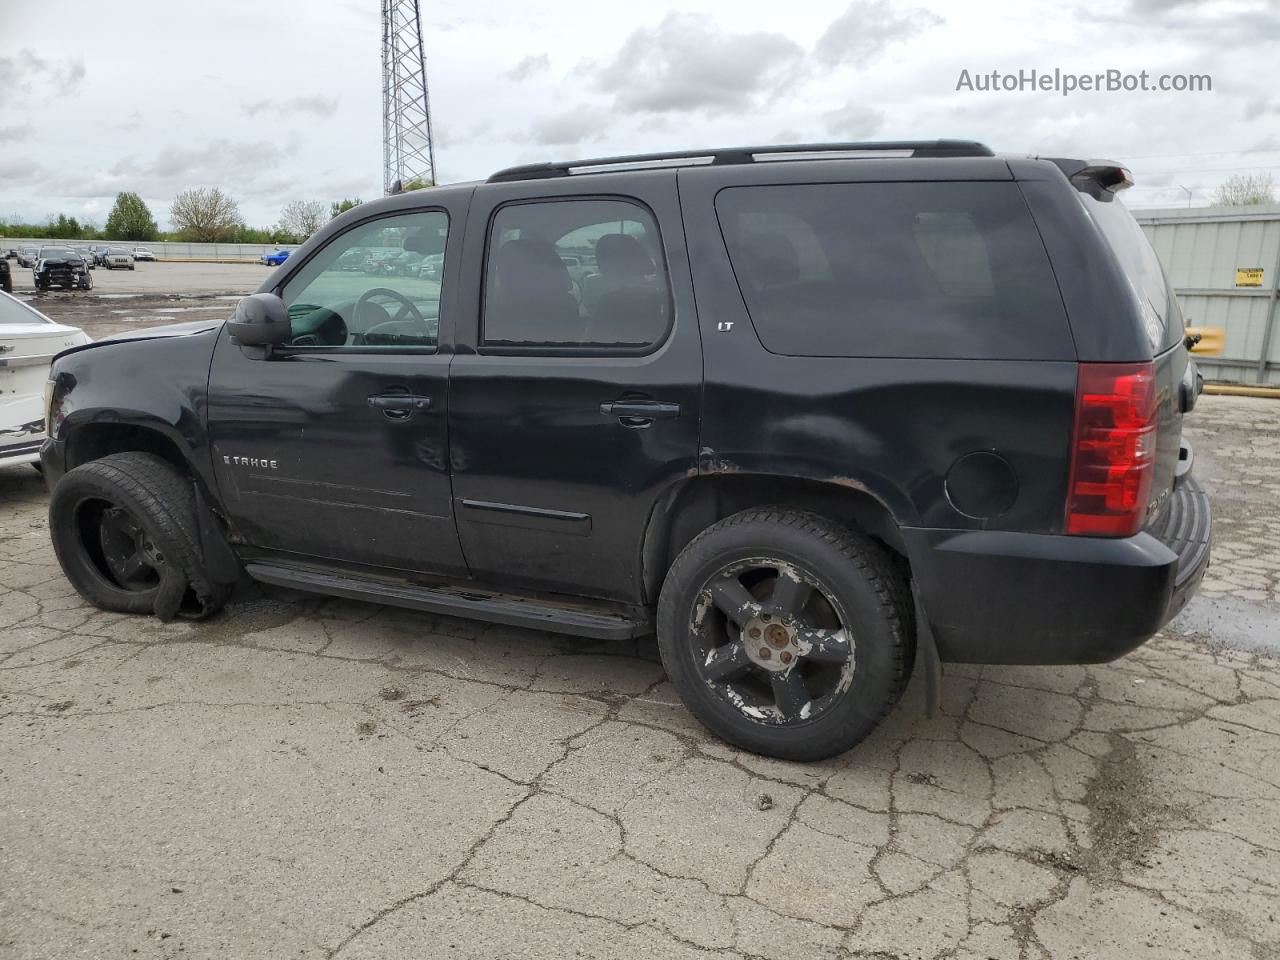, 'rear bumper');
905,475,1212,664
